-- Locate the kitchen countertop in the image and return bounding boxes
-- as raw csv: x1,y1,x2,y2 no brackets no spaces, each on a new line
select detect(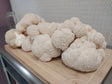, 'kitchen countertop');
0,45,112,84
